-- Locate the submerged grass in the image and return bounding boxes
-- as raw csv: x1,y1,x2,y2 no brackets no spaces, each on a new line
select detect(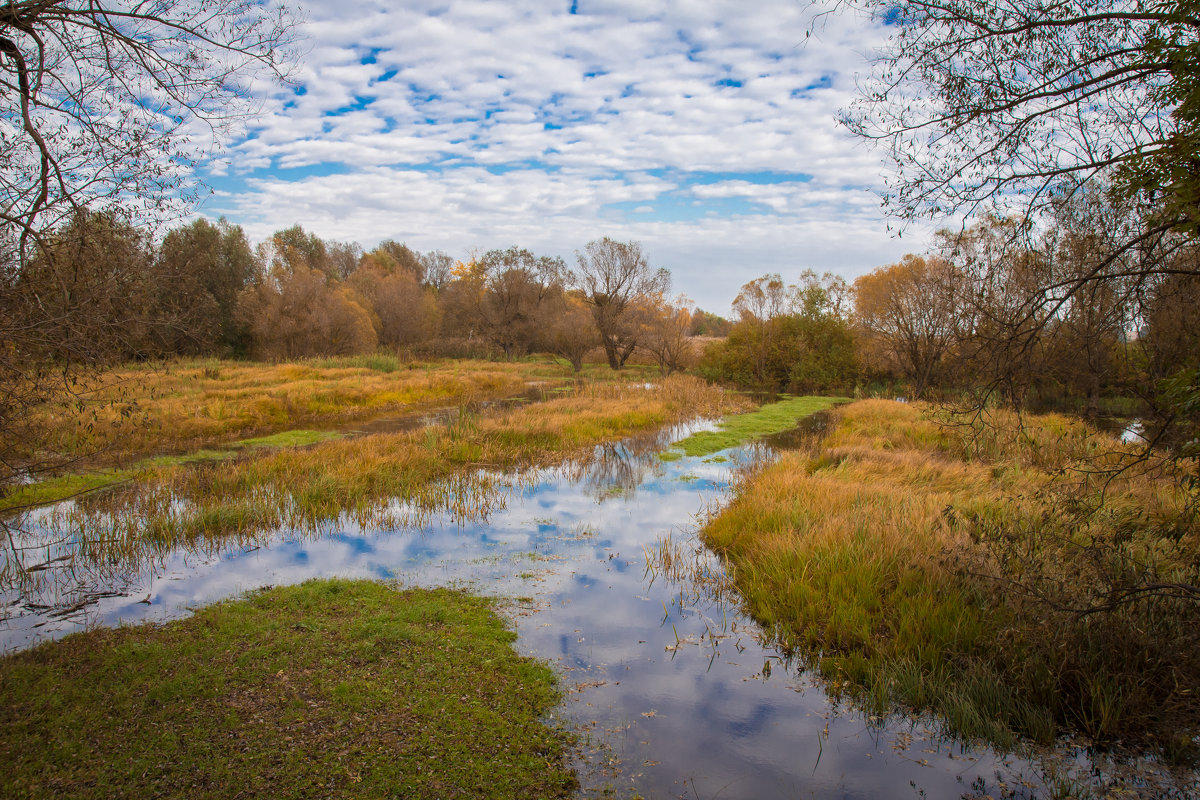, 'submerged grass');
0,579,576,799
235,429,344,448
663,395,846,458
703,399,1200,758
